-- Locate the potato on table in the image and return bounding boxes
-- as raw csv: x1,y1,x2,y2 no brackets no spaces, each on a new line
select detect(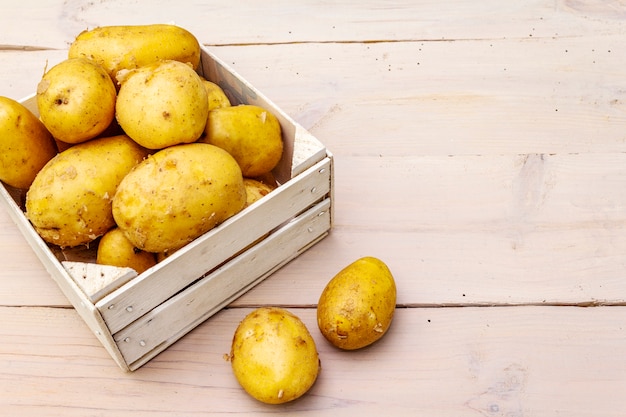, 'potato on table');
317,256,397,350
230,307,320,404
